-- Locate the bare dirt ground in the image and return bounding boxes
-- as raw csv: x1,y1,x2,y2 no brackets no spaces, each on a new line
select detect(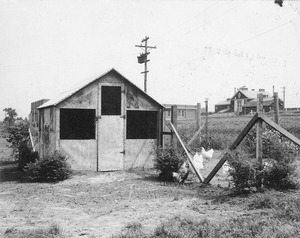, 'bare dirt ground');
0,125,256,238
